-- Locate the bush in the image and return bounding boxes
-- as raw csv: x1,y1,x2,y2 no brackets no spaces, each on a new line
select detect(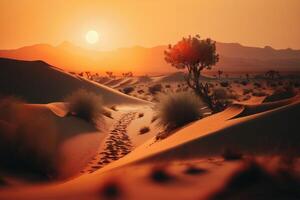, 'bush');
243,88,252,95
123,86,134,94
137,89,144,94
220,81,229,87
138,113,144,118
156,92,204,130
149,84,162,94
213,88,228,99
139,126,150,134
65,89,103,124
